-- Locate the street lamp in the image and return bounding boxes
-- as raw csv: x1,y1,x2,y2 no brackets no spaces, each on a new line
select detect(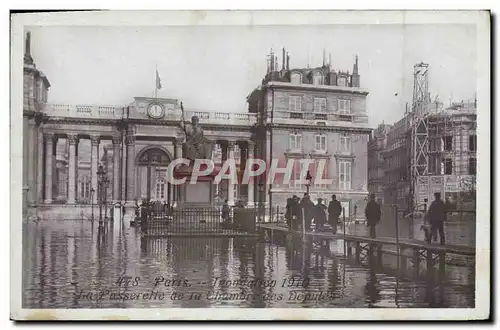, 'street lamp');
97,165,109,228
90,188,95,221
305,170,313,195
